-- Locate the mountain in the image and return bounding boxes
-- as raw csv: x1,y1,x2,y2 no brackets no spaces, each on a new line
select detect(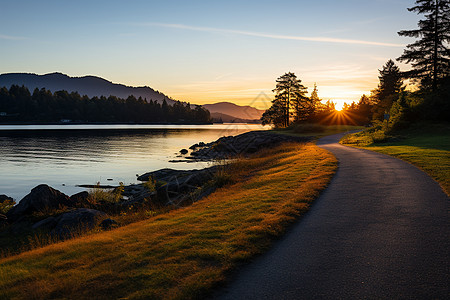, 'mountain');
209,112,261,123
0,73,266,122
203,102,265,121
0,72,175,104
